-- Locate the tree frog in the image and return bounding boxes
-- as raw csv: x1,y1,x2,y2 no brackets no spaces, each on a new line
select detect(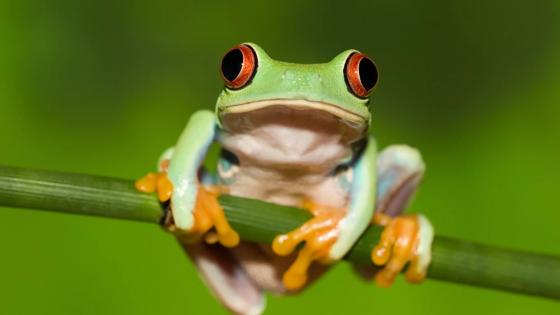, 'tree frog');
136,43,434,315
